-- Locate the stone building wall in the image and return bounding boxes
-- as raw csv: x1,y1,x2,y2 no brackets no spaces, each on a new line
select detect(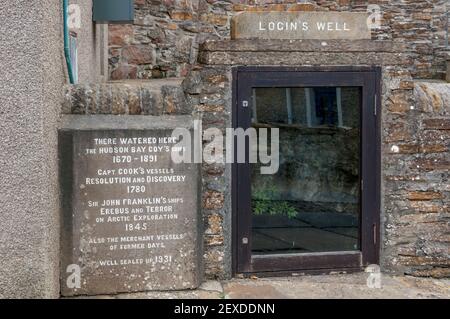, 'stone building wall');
190,39,449,278
68,0,450,282
67,39,450,279
384,81,450,278
109,0,449,81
